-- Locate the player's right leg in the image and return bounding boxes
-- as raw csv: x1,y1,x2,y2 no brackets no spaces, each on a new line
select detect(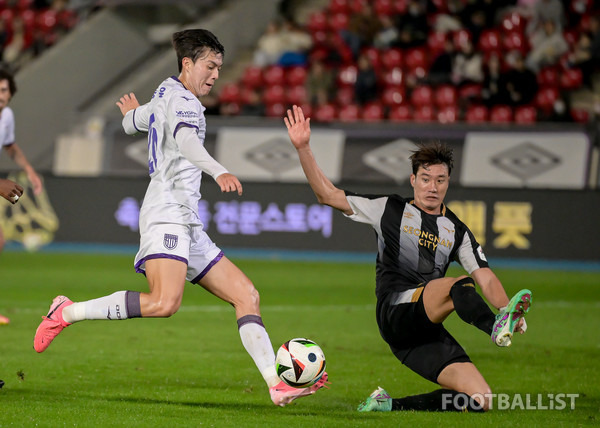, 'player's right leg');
33,258,187,353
